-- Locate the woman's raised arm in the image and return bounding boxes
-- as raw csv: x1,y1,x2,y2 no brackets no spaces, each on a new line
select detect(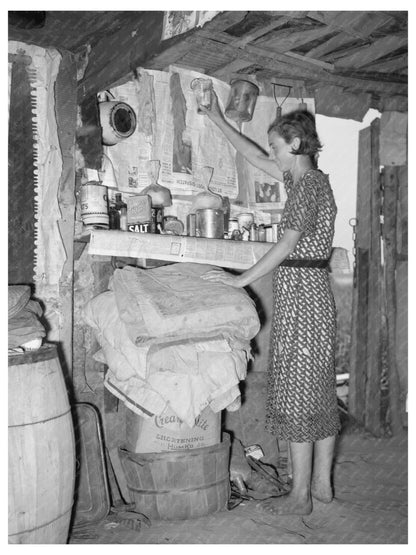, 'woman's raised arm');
200,91,283,181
